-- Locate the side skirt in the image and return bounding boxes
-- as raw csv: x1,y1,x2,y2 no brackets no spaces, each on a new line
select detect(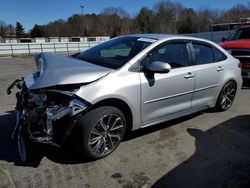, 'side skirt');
140,105,209,129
